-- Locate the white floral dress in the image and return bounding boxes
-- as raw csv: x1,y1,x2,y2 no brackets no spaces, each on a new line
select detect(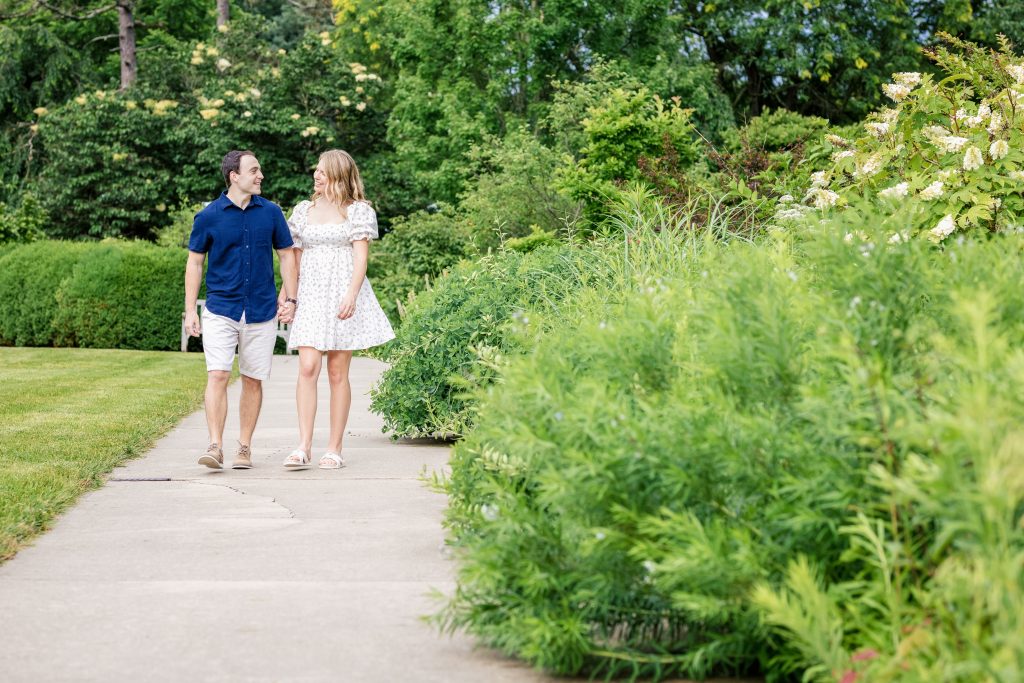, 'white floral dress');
286,200,395,351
